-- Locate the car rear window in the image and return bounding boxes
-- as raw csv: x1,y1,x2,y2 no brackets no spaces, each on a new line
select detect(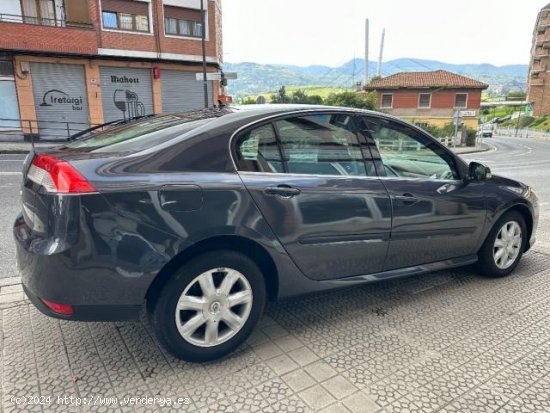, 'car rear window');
61,110,229,153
